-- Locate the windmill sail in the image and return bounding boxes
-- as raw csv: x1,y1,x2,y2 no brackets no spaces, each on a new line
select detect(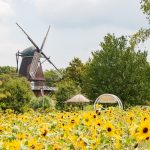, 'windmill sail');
29,51,41,79
16,23,40,51
41,51,63,78
40,26,50,51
